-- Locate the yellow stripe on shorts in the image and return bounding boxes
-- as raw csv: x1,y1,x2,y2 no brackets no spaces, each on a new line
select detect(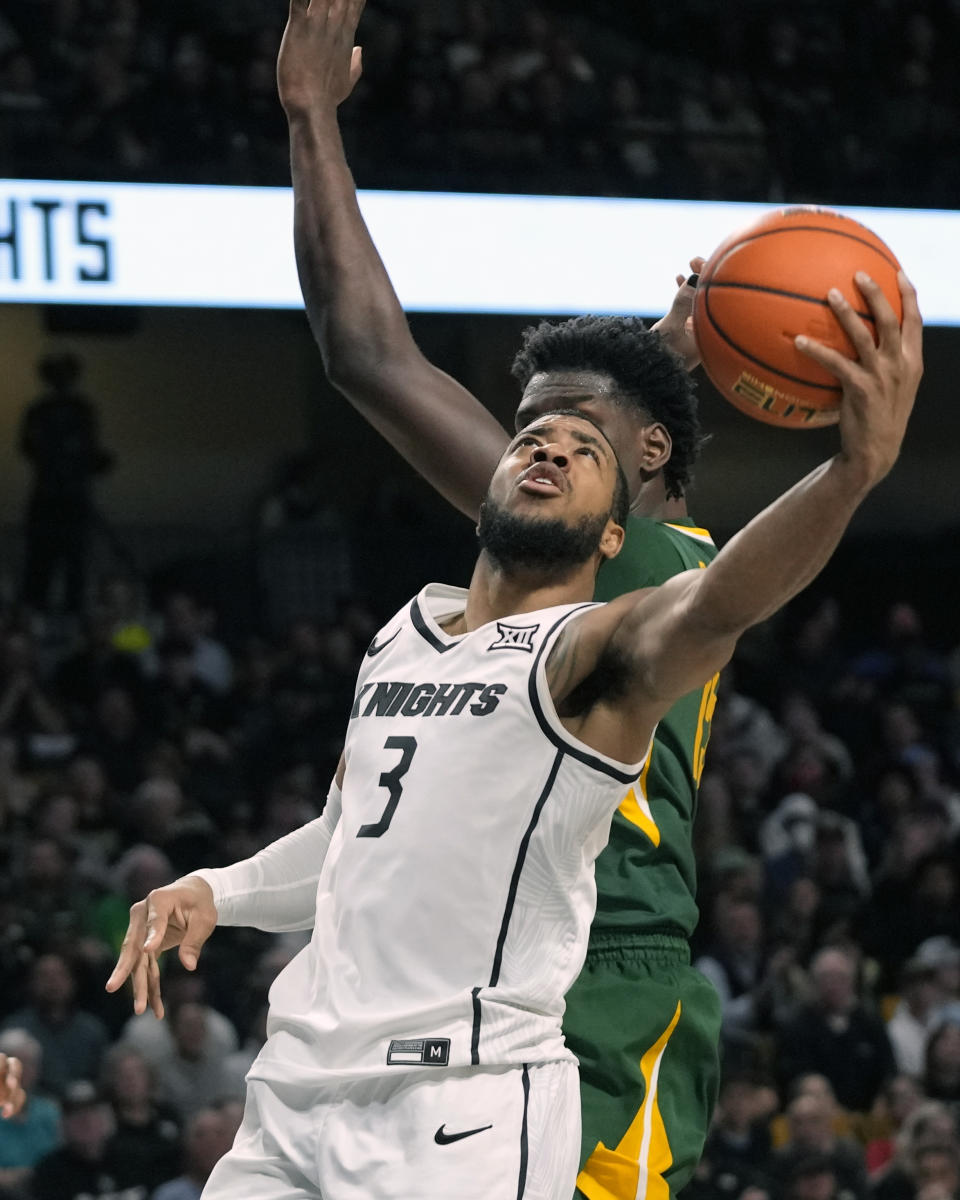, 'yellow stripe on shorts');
576,1002,682,1200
